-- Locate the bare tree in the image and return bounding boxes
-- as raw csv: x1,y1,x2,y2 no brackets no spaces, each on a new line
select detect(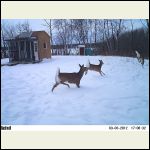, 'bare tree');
104,19,112,52
94,19,98,43
54,19,70,54
115,19,123,51
21,20,31,32
16,20,32,34
67,19,75,54
1,23,6,47
110,20,116,51
130,19,134,51
3,24,17,39
73,19,88,45
1,21,17,58
1,23,7,57
42,19,54,46
140,19,149,32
